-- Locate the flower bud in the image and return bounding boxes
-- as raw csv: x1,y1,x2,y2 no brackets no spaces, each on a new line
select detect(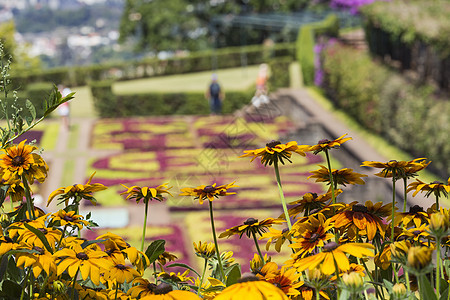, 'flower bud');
392,283,407,297
429,212,448,237
52,280,65,294
407,246,432,270
0,213,10,228
342,272,364,289
390,240,411,261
